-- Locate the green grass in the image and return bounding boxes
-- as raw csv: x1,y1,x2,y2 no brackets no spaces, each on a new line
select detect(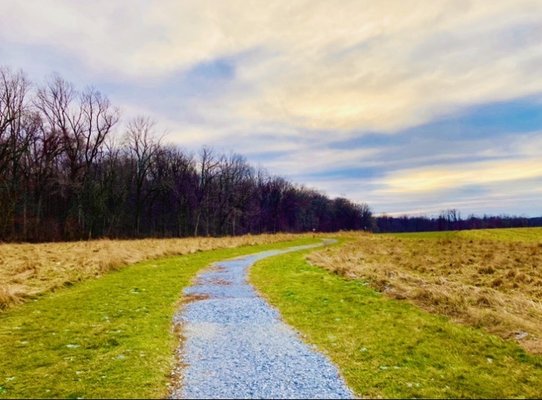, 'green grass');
0,237,318,399
458,227,542,242
386,227,542,242
250,247,542,398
